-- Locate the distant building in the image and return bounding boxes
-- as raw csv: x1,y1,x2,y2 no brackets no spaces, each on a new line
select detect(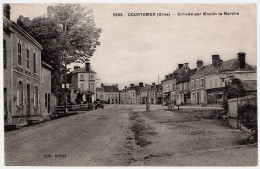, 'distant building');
67,62,97,104
103,84,120,104
175,64,197,105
